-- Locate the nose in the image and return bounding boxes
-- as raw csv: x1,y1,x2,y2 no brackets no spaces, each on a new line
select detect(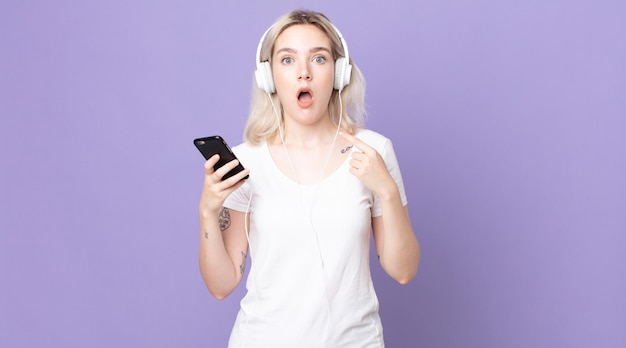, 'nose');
298,63,311,81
